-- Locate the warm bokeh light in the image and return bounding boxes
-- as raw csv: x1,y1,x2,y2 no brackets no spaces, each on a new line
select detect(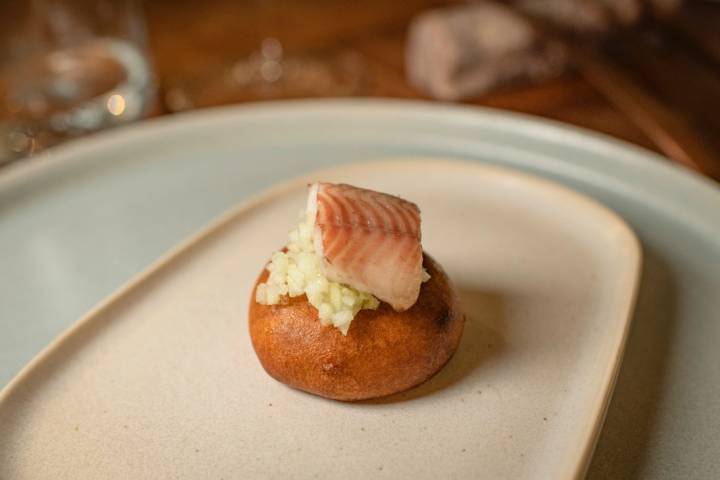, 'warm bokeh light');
106,93,126,116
